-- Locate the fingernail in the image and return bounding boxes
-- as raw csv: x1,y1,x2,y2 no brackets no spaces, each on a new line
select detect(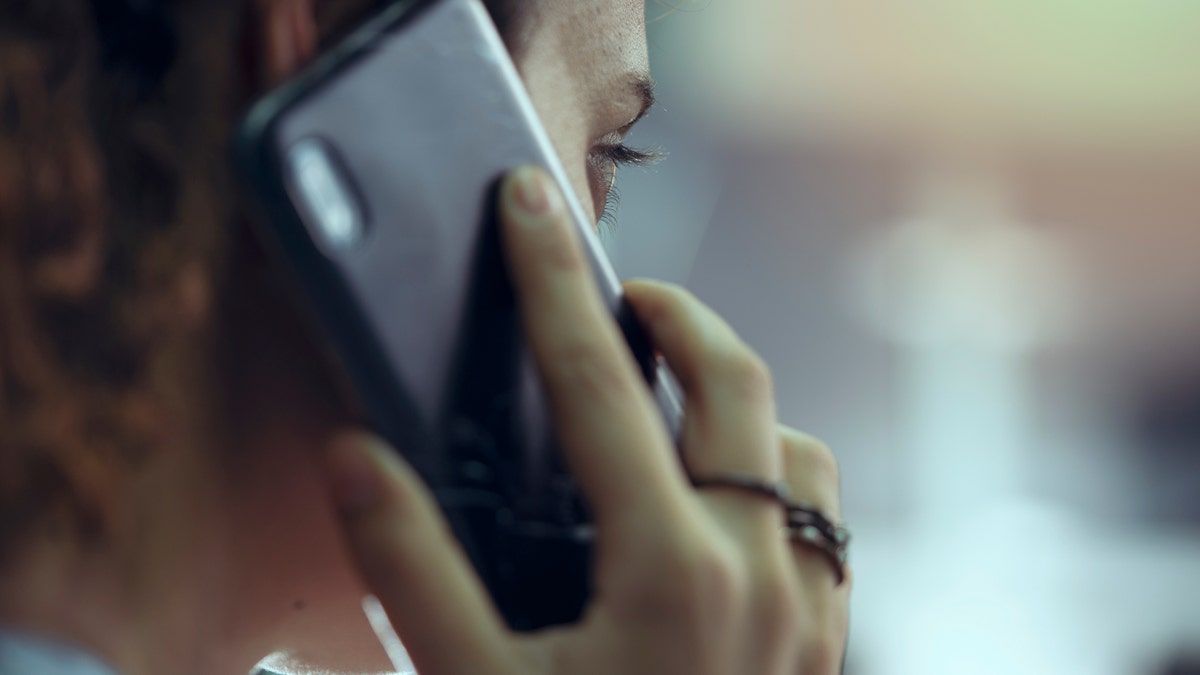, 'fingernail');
328,437,383,513
510,166,559,219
